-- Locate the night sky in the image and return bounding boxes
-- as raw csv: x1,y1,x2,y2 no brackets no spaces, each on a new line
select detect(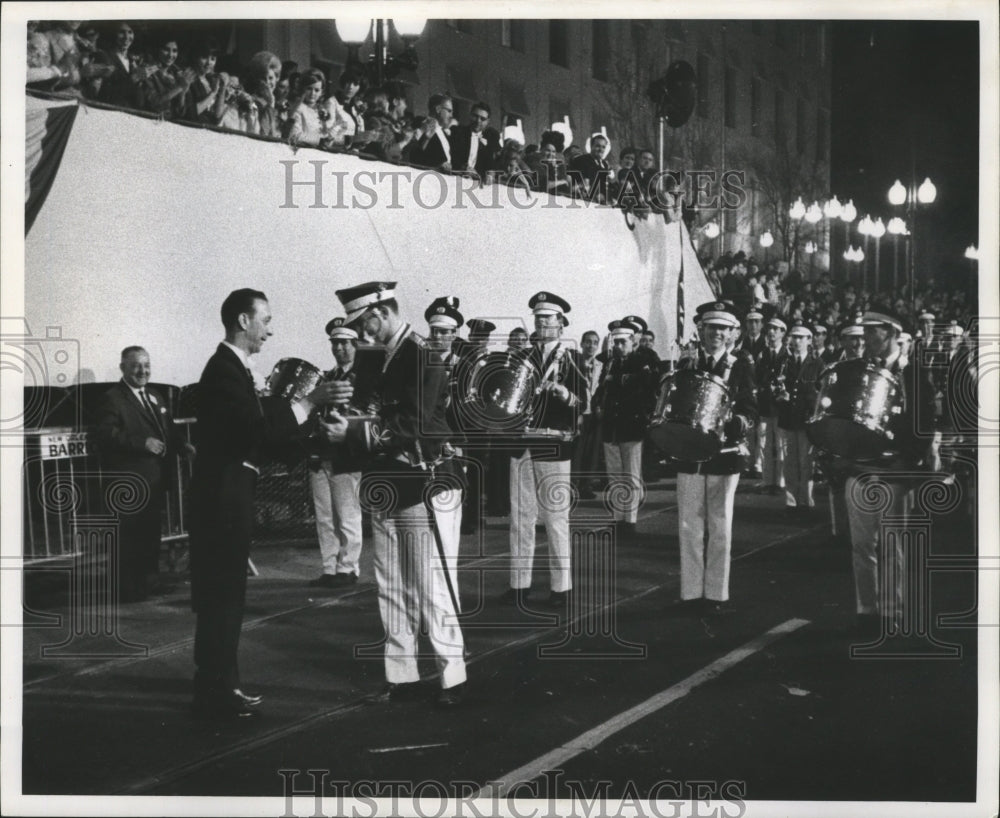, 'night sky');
830,20,980,289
